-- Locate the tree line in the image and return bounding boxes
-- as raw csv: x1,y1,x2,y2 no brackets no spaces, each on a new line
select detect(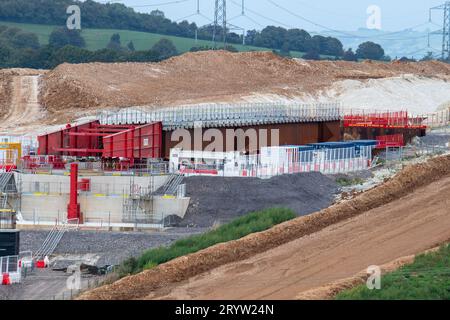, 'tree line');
0,25,179,69
0,0,389,59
